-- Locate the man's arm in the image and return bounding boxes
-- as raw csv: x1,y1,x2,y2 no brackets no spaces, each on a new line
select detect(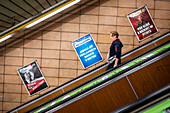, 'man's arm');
114,57,119,67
